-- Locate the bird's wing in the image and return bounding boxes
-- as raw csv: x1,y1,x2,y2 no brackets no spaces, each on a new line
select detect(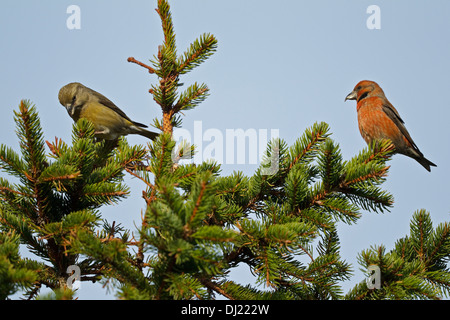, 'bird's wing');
381,102,419,151
97,95,148,128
